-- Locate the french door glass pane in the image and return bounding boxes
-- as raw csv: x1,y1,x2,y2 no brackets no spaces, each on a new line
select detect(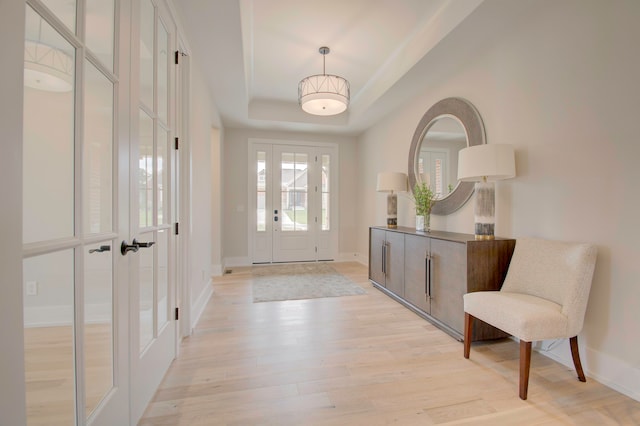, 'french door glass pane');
23,6,76,244
84,241,114,418
139,0,154,108
157,19,169,124
23,250,75,425
257,151,266,231
86,0,115,71
157,229,169,330
84,60,113,235
139,109,154,228
40,0,76,33
322,154,330,230
139,232,154,352
157,126,169,225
